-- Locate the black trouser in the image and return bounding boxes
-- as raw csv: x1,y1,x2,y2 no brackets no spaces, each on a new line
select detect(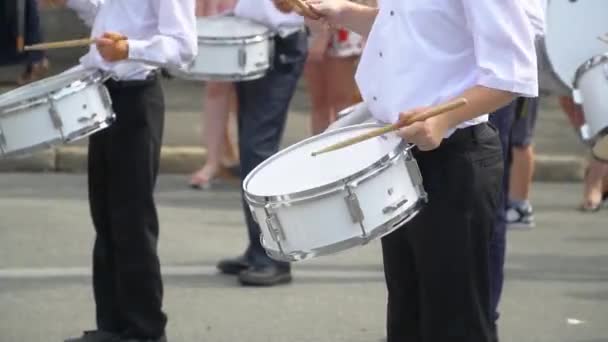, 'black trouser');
381,123,503,342
87,75,167,339
0,0,44,66
236,30,308,269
